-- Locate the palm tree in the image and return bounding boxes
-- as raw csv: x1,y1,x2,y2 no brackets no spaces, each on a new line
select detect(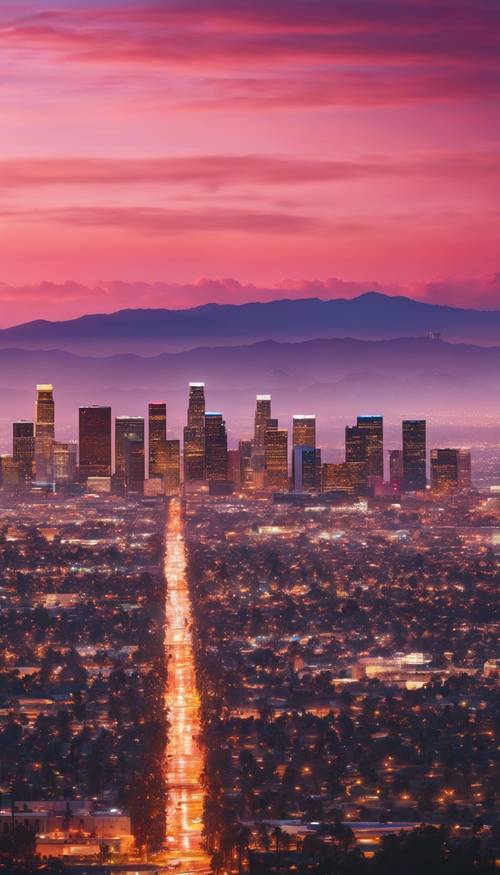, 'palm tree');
236,825,252,874
272,825,283,854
